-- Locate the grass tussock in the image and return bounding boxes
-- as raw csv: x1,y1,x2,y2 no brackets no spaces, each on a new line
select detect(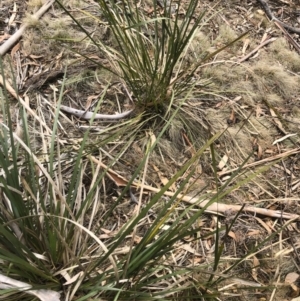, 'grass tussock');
27,0,44,9
251,59,300,99
269,37,300,72
216,24,239,49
